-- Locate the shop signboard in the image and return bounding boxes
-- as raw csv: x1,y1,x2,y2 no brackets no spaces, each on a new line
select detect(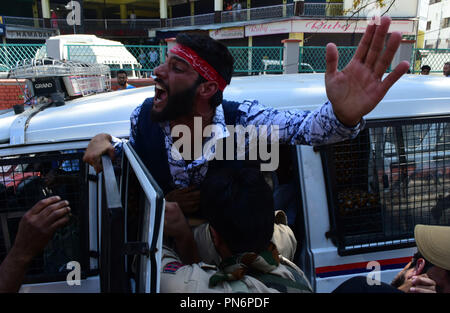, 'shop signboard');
292,19,415,35
209,27,244,40
5,26,59,40
245,20,292,37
